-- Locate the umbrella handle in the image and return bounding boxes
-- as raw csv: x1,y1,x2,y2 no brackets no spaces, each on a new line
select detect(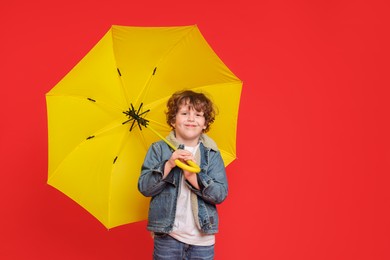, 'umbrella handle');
146,125,201,173
174,159,201,173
